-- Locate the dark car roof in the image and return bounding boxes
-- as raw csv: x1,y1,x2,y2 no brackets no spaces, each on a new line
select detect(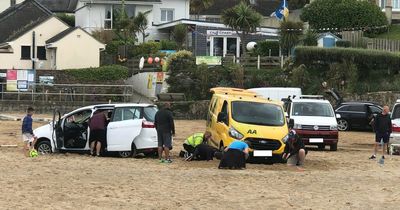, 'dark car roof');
339,102,382,107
